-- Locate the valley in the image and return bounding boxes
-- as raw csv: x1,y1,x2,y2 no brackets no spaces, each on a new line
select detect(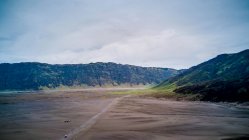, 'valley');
1,1,249,139
1,89,249,140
